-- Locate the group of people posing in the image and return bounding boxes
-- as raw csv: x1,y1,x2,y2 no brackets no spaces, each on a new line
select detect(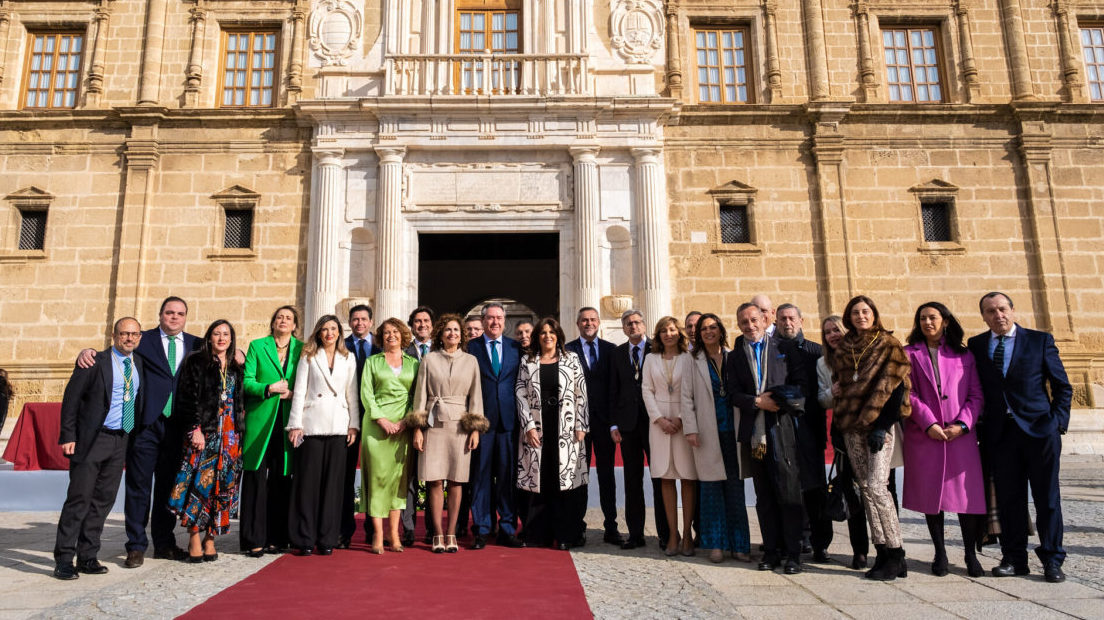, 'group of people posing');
52,290,1071,587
